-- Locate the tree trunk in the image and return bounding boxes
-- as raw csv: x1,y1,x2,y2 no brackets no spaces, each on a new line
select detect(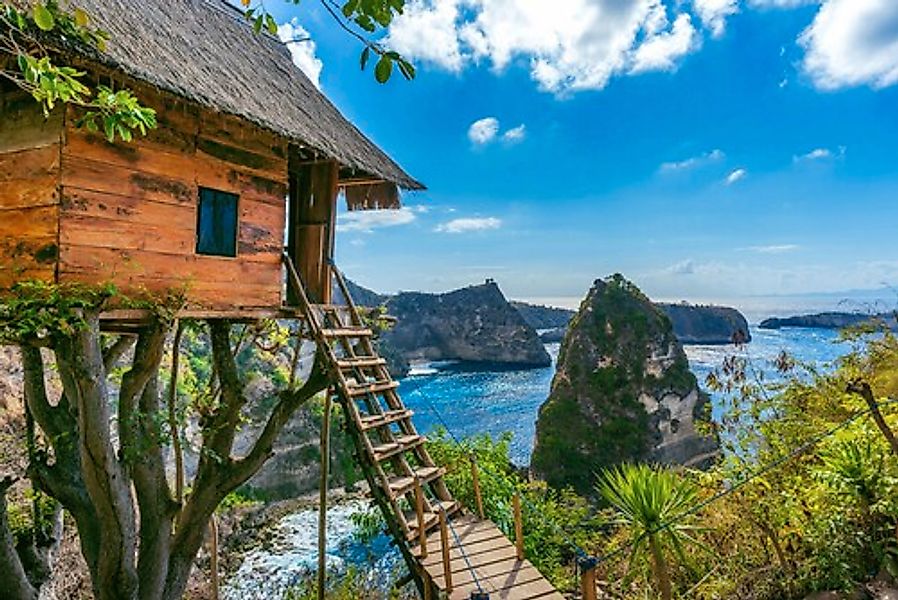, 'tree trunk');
649,535,672,600
0,477,38,600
